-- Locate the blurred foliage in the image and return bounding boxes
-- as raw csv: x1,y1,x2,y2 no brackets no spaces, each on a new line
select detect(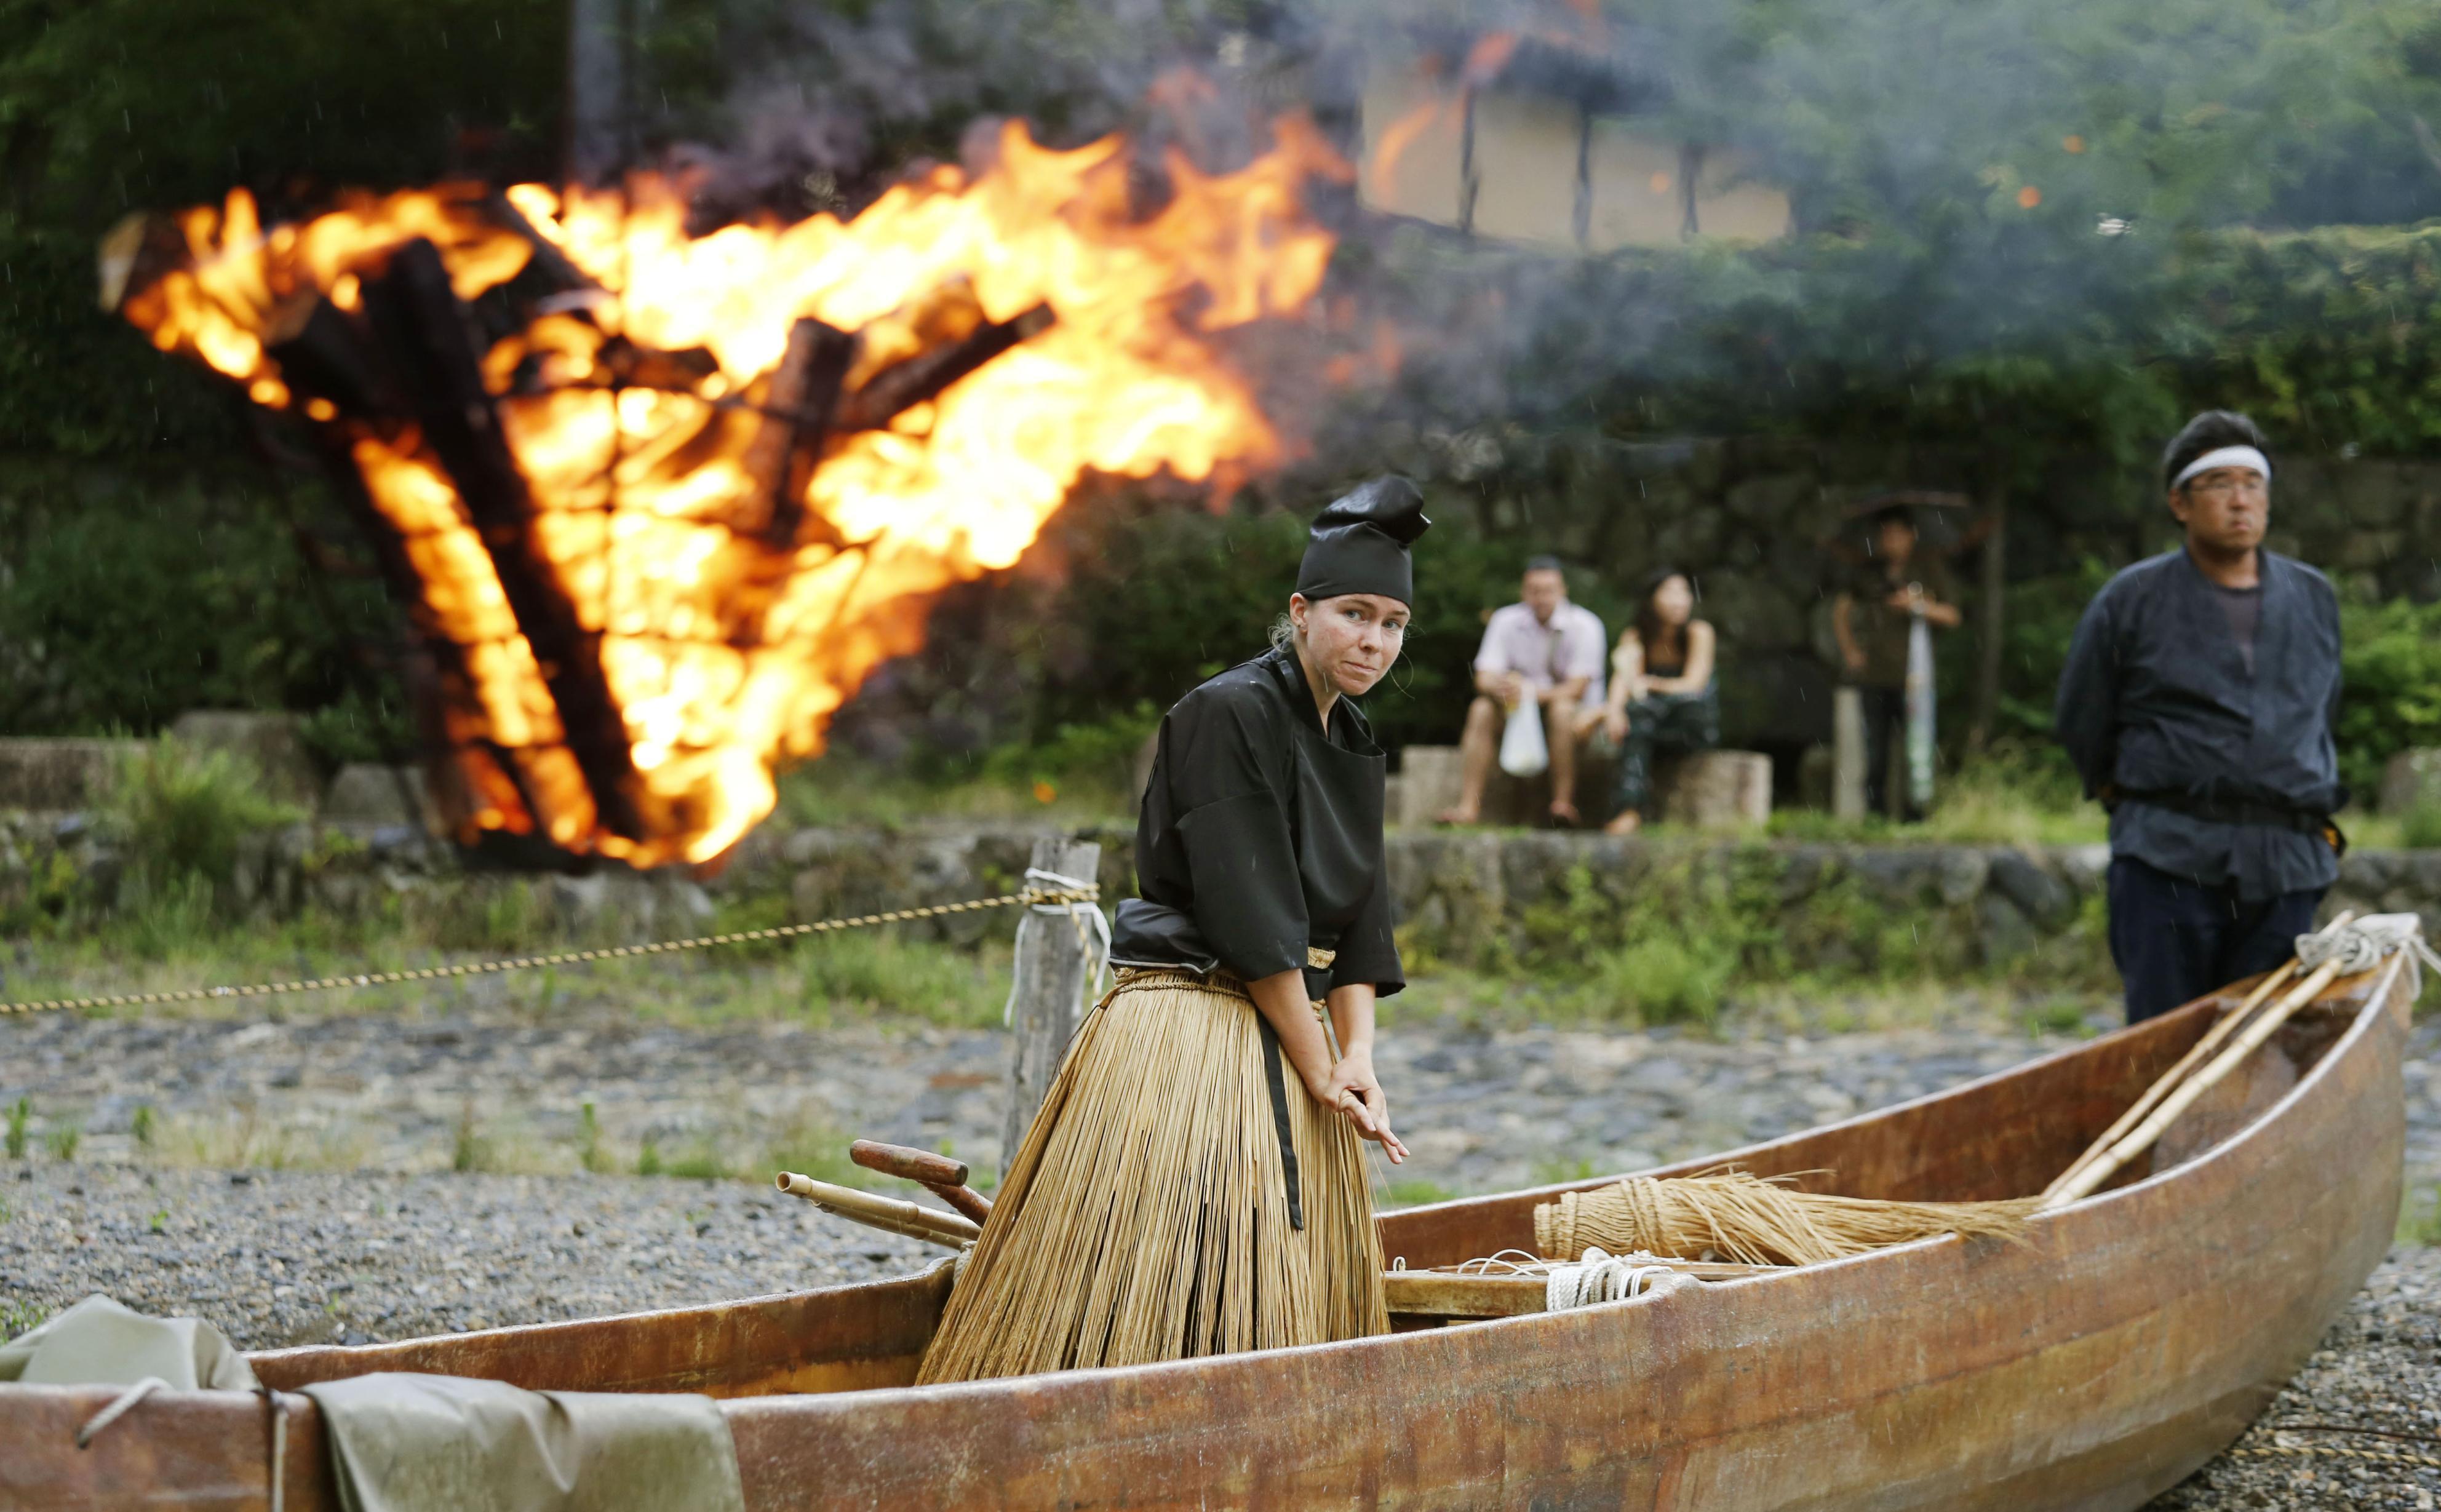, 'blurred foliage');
0,461,411,756
2333,597,2441,800
97,736,302,917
